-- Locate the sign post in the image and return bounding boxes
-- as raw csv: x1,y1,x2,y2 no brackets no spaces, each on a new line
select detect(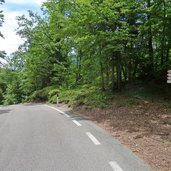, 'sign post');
167,70,171,83
57,94,59,106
